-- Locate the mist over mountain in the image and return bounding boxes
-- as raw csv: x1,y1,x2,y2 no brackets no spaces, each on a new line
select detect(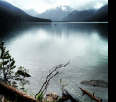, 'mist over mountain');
36,5,73,21
0,0,51,23
62,4,108,22
61,9,96,22
23,9,39,17
84,4,108,22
